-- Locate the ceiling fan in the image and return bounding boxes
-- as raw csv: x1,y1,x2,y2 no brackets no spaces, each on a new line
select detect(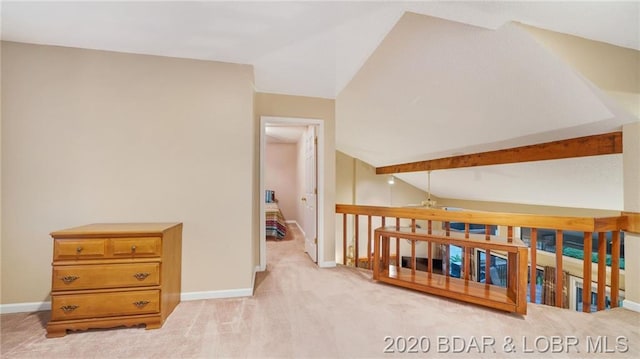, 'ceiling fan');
420,170,438,208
